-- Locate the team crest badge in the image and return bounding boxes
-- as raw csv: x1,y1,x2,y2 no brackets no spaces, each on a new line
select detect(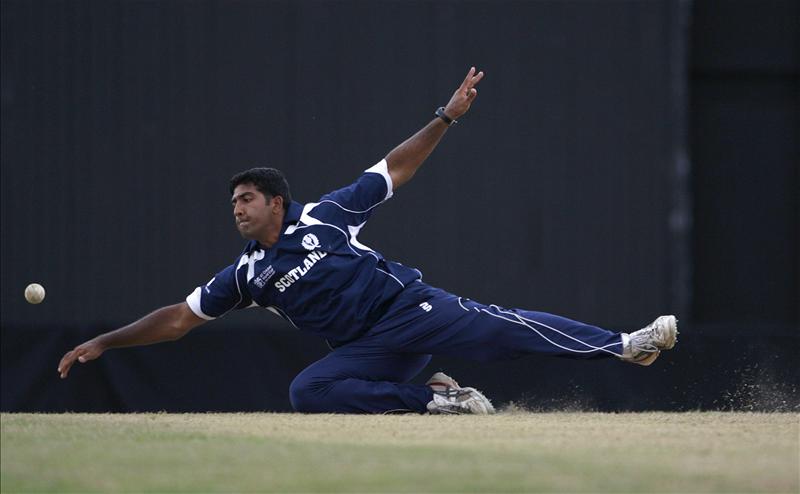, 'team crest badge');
301,233,321,251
